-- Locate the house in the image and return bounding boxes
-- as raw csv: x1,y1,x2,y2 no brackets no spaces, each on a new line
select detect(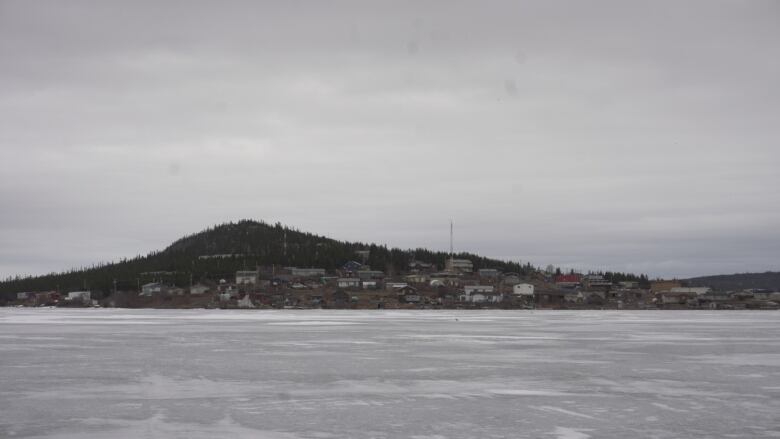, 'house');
408,260,434,272
446,258,473,273
513,283,534,296
288,267,326,277
670,287,711,296
398,286,421,304
66,291,91,302
744,289,780,300
16,292,31,300
619,281,640,289
695,291,731,308
235,270,259,285
361,280,378,289
659,291,697,305
342,260,364,273
140,283,164,296
461,290,503,303
461,285,501,303
337,278,360,289
478,268,500,279
404,273,429,283
650,280,682,293
464,285,494,295
582,274,612,289
502,273,522,285
554,274,581,288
